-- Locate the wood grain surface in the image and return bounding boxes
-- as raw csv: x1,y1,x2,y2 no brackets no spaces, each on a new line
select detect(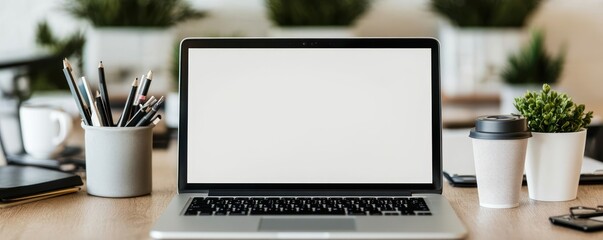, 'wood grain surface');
1,139,602,239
